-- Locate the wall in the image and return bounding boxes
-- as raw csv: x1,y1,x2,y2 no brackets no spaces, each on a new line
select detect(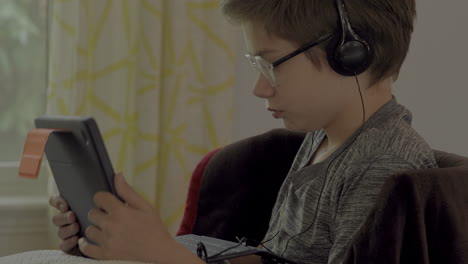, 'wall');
394,0,468,156
232,0,468,156
0,197,49,257
0,166,49,257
